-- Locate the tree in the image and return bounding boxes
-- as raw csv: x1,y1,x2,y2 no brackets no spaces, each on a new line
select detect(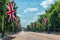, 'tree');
0,0,21,33
27,0,60,32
